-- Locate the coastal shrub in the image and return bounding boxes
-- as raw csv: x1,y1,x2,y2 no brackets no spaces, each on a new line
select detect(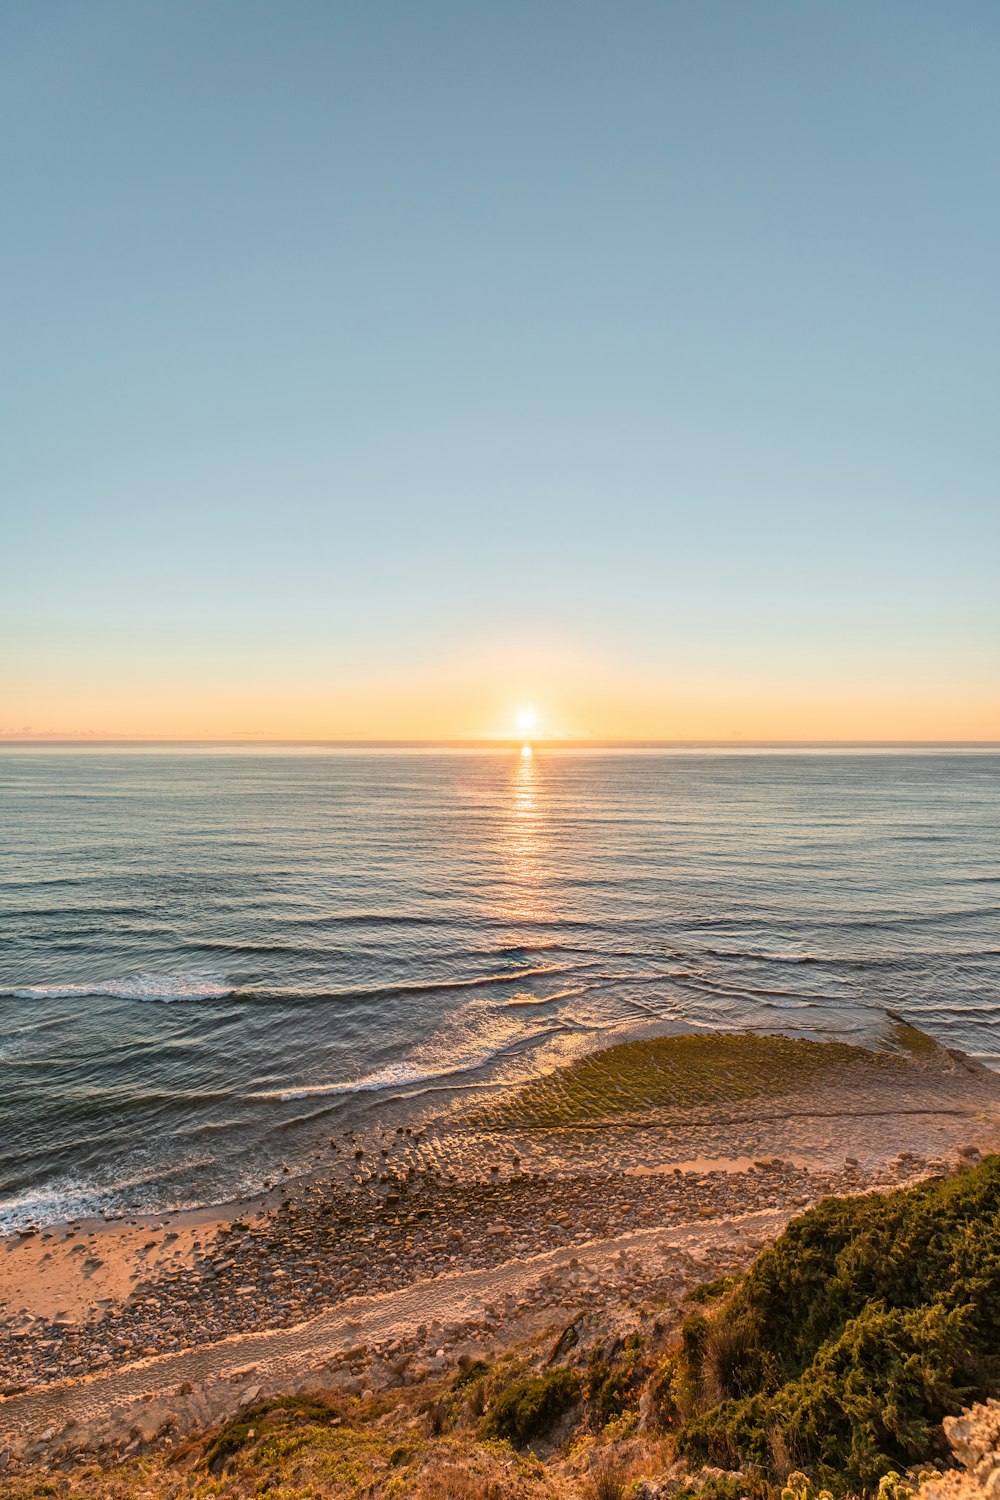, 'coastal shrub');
782,1471,835,1500
673,1157,1000,1492
585,1334,646,1427
481,1366,582,1447
452,1357,491,1391
203,1414,258,1473
672,1477,776,1500
687,1274,739,1305
201,1393,336,1473
700,1312,774,1405
648,1353,683,1429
